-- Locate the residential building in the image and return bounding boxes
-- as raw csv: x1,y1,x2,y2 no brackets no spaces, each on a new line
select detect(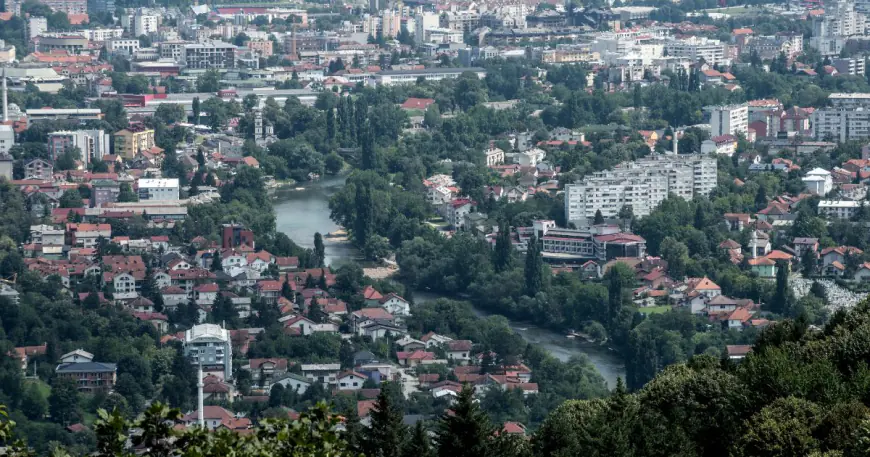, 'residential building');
832,57,866,76
11,0,86,15
87,0,115,14
0,125,13,156
183,324,233,380
707,103,749,137
133,11,159,37
301,363,341,388
24,159,52,181
28,17,48,40
700,134,738,156
564,154,717,223
247,39,273,58
183,41,237,69
113,125,155,158
55,349,116,392
47,130,110,167
137,178,180,201
663,36,726,65
812,93,870,141
818,200,866,219
0,153,12,181
373,67,486,86
105,38,140,56
245,358,288,385
337,371,368,390
91,180,120,207
810,0,865,56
